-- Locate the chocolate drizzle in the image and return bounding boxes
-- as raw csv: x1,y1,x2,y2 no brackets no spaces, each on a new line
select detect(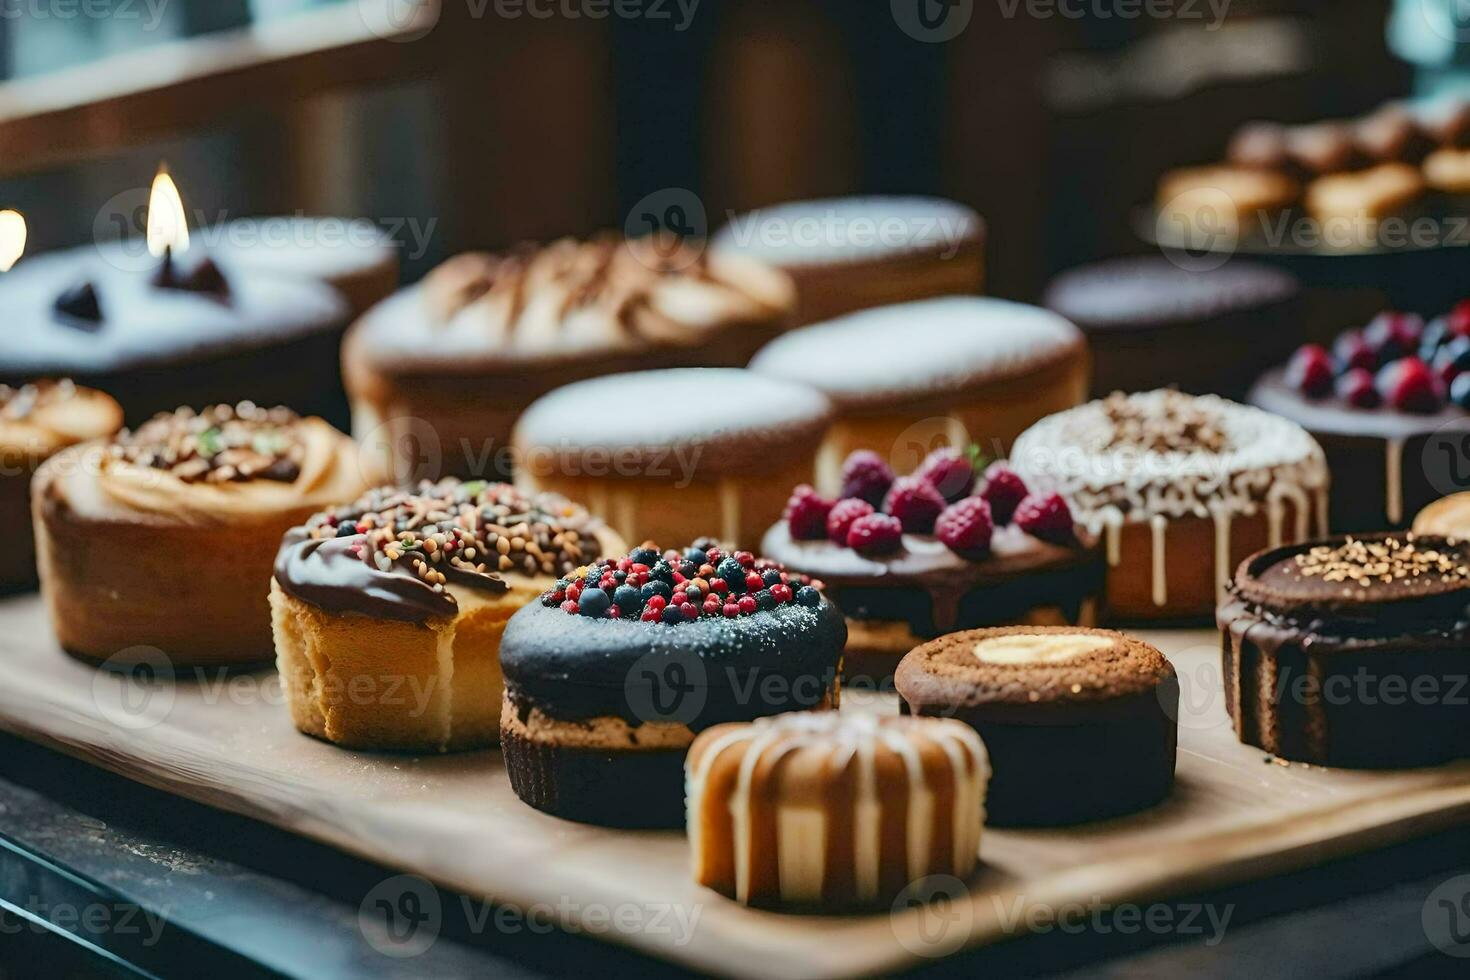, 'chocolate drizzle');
274,534,472,623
